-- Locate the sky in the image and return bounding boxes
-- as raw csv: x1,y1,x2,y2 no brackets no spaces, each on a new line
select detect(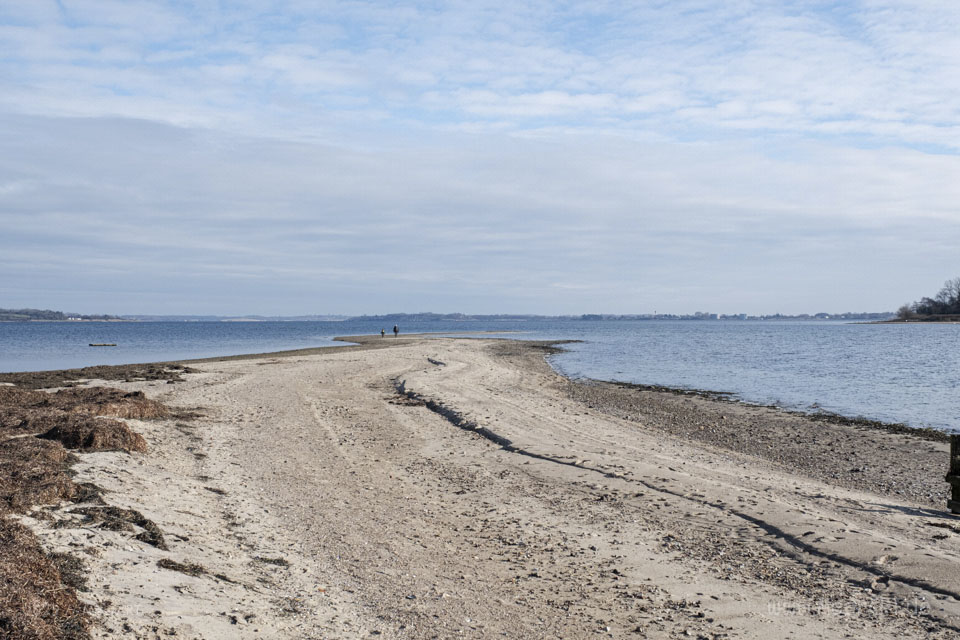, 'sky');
2,1,960,316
